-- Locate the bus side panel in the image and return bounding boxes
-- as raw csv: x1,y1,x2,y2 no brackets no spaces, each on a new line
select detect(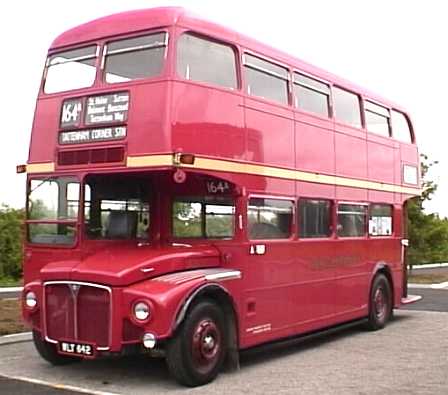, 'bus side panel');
295,111,335,175
127,82,172,156
170,81,245,160
244,97,295,169
332,239,369,319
